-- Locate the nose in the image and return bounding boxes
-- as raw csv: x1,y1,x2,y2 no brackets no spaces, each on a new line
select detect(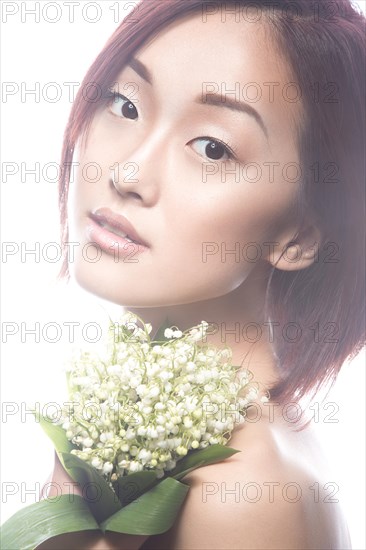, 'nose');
109,130,166,205
110,162,142,199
